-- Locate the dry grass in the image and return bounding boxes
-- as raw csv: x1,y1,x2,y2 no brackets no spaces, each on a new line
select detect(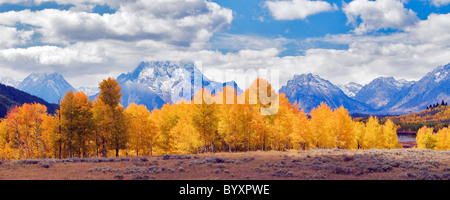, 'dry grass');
0,149,449,180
